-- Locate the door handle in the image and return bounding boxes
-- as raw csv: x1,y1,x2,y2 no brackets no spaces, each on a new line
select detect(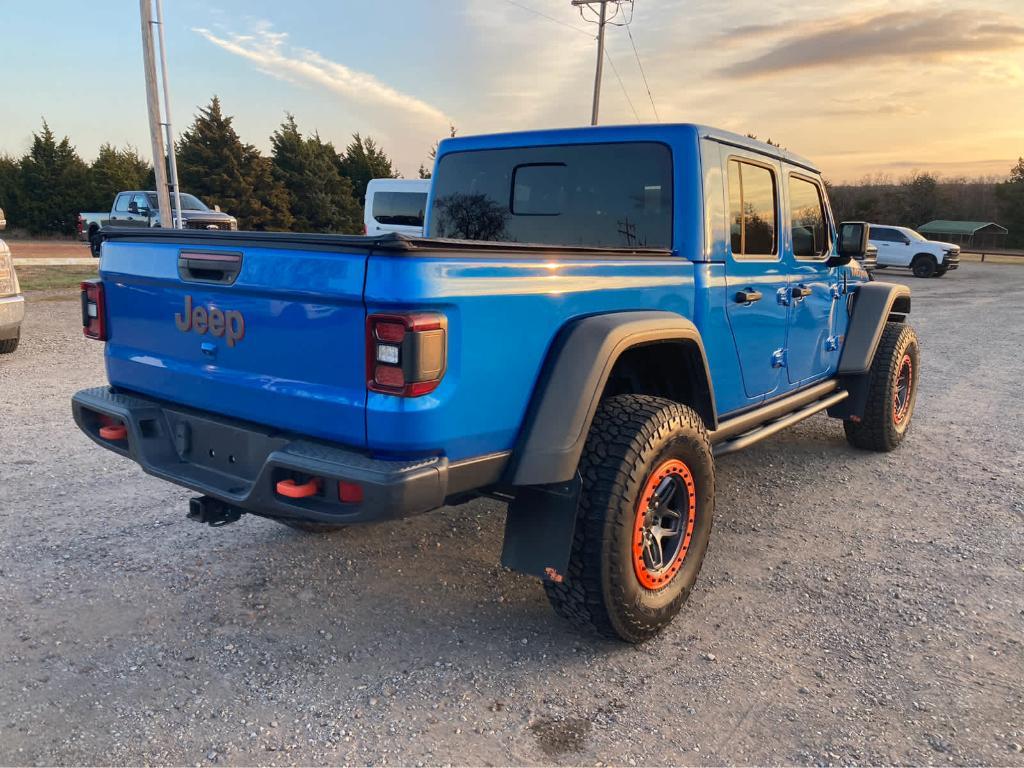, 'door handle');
734,289,763,304
791,285,812,299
